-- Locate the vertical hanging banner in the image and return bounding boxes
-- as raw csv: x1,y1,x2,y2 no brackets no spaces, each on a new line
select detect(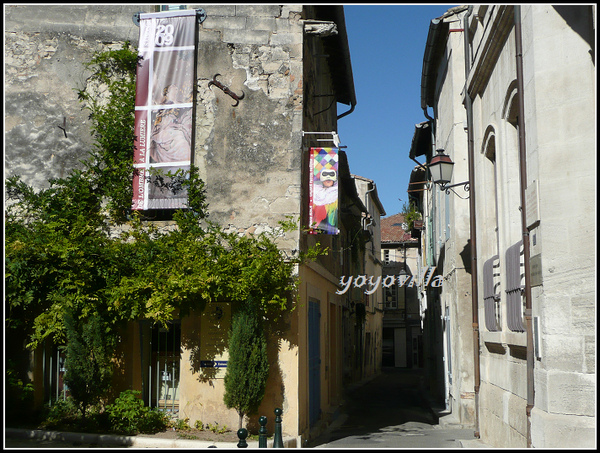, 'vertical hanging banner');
309,147,339,234
132,10,197,211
